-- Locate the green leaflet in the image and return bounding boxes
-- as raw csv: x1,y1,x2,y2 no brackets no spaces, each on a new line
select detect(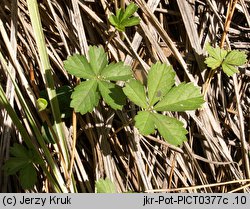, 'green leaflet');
134,111,188,146
63,54,94,79
120,2,139,22
109,2,140,32
134,111,155,135
88,45,108,75
19,164,37,189
95,178,116,193
109,14,119,29
205,43,247,76
221,63,239,76
222,50,247,76
223,50,247,66
123,79,148,109
154,83,204,112
3,157,30,175
147,62,175,106
121,17,140,28
98,81,126,110
101,62,132,81
152,113,187,146
205,43,227,69
70,80,100,115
